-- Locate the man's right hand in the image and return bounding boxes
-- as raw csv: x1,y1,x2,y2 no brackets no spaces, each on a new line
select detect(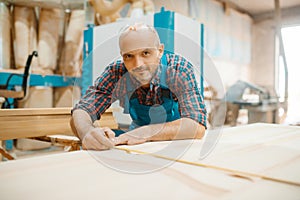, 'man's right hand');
82,127,116,150
71,109,116,150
